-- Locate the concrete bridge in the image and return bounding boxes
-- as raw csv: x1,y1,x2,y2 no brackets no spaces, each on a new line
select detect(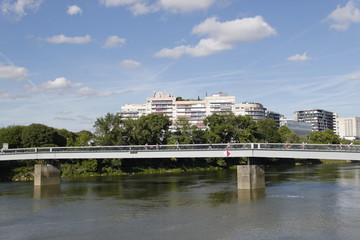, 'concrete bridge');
1,143,360,161
1,143,359,189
